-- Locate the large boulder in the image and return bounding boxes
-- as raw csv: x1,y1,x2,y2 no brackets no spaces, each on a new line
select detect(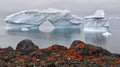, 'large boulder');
70,40,111,56
16,39,39,52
